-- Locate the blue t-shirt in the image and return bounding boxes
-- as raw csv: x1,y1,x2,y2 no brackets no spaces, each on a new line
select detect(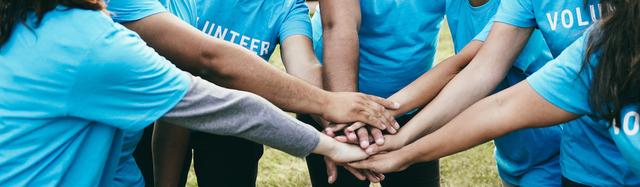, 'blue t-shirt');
528,35,640,186
445,0,560,185
107,0,167,23
312,1,446,98
166,0,312,60
0,6,190,186
494,0,602,57
107,1,175,186
613,105,640,177
491,0,637,185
